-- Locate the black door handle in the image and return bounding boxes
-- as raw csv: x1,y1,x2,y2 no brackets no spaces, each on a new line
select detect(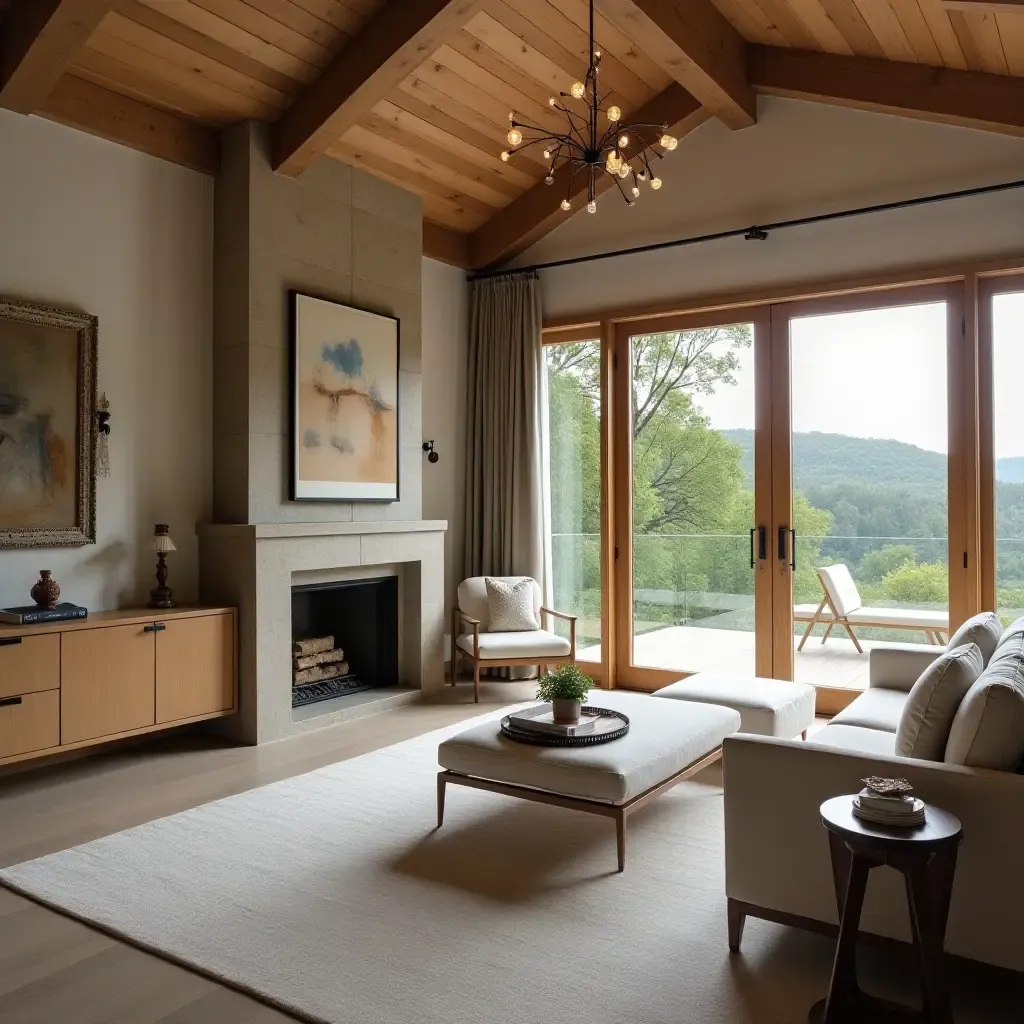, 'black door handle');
0,637,23,647
749,527,755,568
789,528,797,572
758,526,767,561
778,525,787,562
0,696,22,707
